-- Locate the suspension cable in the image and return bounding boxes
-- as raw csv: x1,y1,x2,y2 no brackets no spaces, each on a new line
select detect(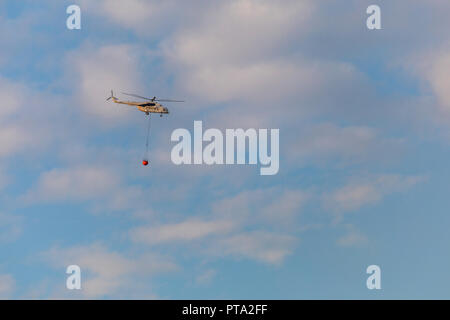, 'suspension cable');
144,114,151,160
